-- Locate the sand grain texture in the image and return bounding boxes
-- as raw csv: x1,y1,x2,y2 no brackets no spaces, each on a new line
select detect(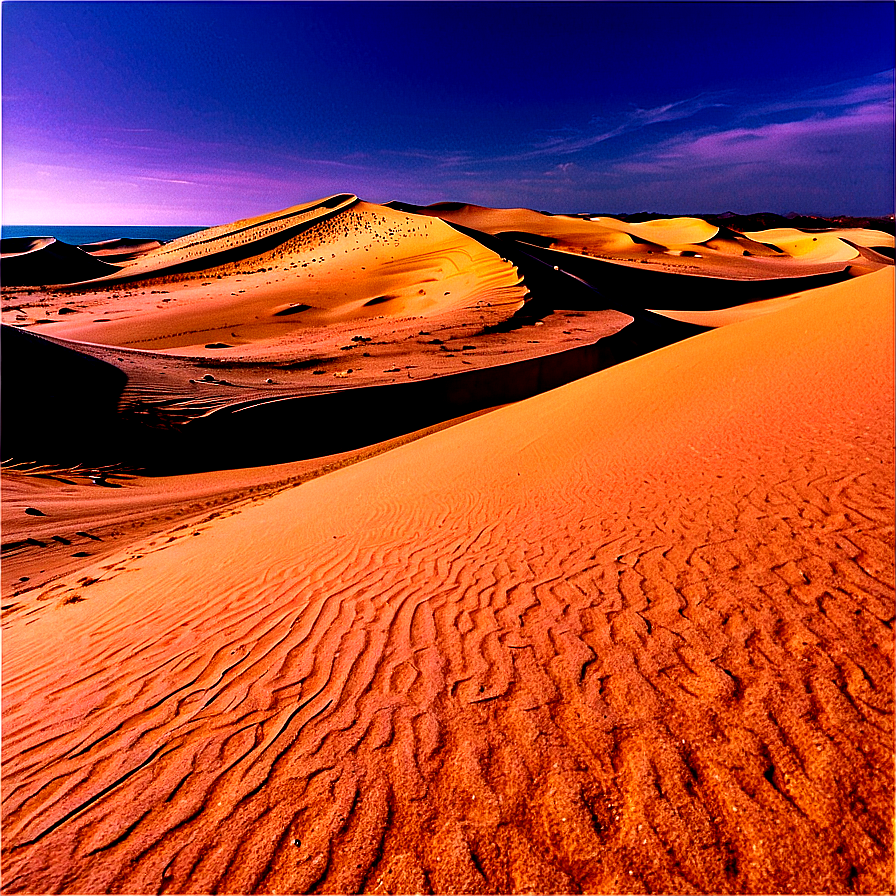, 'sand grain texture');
2,267,892,894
